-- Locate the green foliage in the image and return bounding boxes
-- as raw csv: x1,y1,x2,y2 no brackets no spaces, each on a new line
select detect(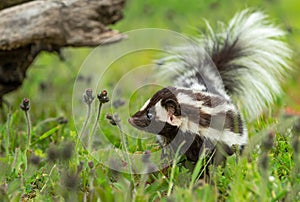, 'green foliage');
1,0,300,201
